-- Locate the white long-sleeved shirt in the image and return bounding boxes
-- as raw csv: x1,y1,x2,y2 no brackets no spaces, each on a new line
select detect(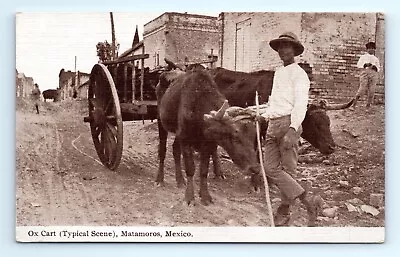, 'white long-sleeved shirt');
356,53,380,72
261,63,310,131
